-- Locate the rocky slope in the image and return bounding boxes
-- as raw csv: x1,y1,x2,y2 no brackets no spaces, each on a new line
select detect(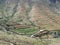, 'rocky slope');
0,0,60,30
